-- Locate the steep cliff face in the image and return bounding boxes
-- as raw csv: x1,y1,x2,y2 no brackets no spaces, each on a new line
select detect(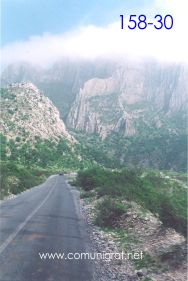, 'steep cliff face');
0,82,74,142
1,60,187,140
66,74,136,139
1,59,187,171
67,62,187,138
1,59,116,119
